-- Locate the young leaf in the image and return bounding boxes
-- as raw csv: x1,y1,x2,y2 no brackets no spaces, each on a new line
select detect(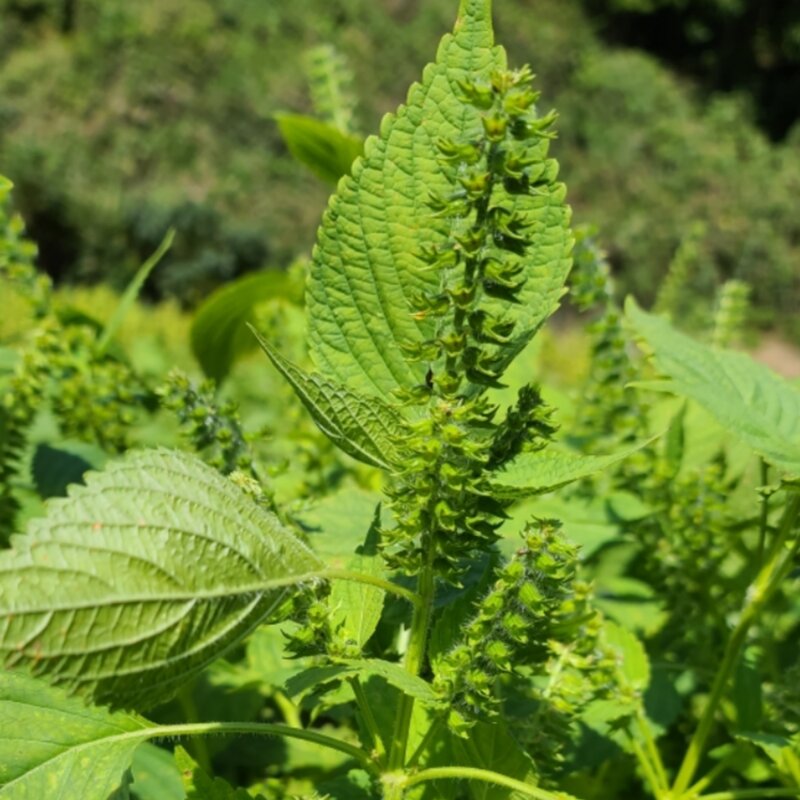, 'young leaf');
489,441,650,498
251,327,410,470
0,449,322,710
97,229,175,355
286,660,441,706
129,743,184,800
276,114,364,185
191,269,298,382
307,0,571,400
627,299,800,477
0,670,152,799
